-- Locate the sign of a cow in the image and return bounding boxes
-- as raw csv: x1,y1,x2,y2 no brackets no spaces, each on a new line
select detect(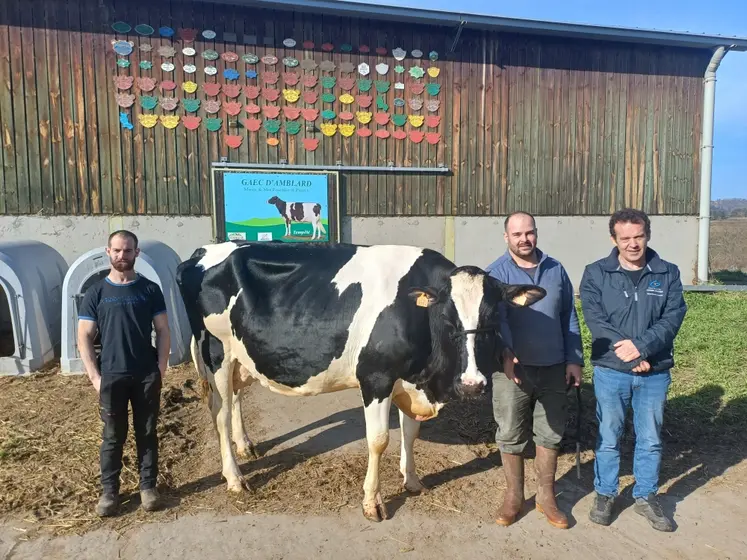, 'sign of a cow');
267,195,327,240
175,241,545,522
